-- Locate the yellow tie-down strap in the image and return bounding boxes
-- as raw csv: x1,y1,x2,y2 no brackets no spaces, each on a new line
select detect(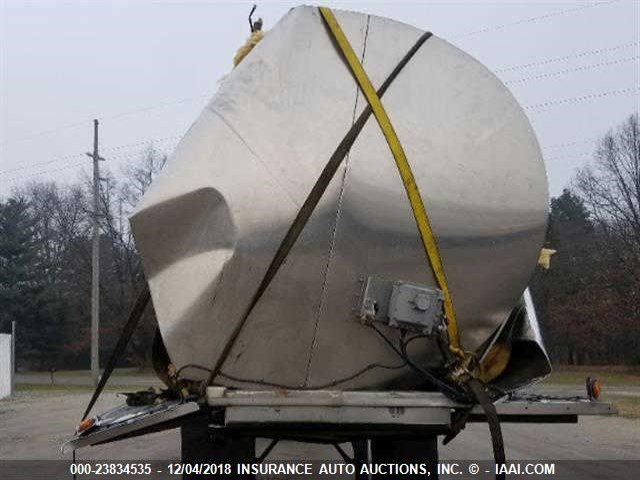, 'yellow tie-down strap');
319,7,465,359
